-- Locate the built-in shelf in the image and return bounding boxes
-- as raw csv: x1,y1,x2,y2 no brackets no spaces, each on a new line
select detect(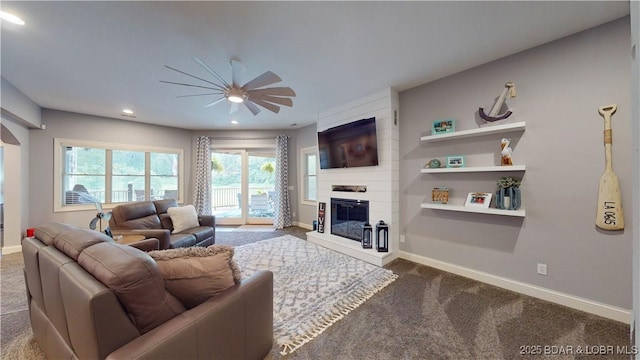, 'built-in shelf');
420,203,526,217
421,121,526,142
421,165,526,173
